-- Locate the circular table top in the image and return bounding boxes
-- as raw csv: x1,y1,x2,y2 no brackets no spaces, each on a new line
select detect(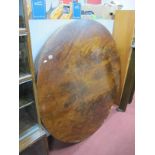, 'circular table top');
37,20,120,143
